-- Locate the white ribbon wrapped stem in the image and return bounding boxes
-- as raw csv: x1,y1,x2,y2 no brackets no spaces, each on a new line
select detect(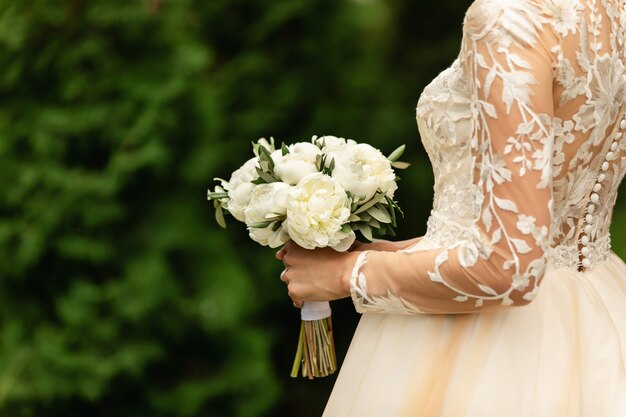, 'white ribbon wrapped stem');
301,301,332,321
